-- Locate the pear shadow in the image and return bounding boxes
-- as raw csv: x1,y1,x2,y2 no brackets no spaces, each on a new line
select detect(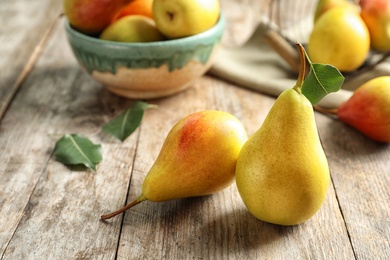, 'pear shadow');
195,207,295,256
122,194,296,258
318,115,390,159
122,195,212,227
